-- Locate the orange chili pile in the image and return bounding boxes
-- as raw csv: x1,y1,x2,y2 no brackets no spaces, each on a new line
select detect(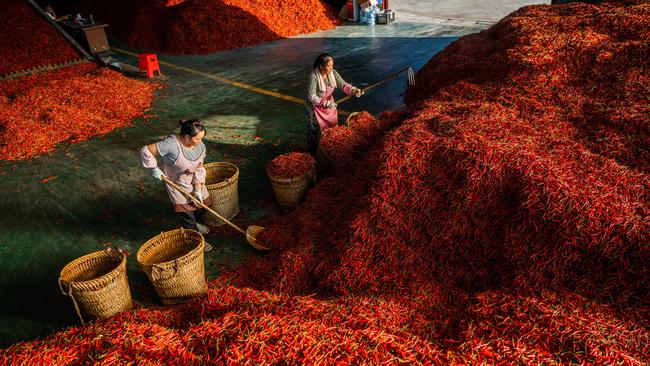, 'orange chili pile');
0,64,158,160
65,0,341,54
0,0,83,76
